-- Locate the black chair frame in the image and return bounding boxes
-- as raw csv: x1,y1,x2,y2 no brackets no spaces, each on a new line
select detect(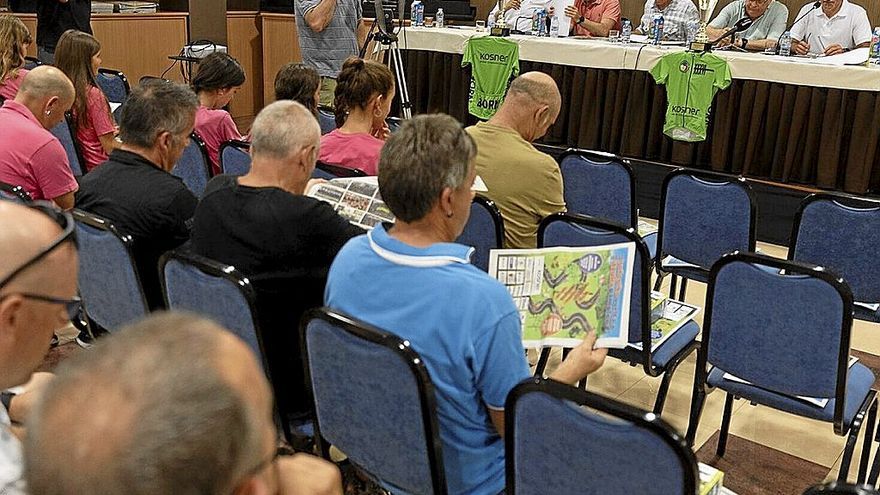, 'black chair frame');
316,161,368,178
24,56,41,67
505,377,699,495
804,482,880,495
300,307,448,494
557,148,638,228
473,195,505,249
653,168,757,301
97,68,131,100
186,131,214,177
62,112,88,175
535,212,698,414
685,251,877,484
